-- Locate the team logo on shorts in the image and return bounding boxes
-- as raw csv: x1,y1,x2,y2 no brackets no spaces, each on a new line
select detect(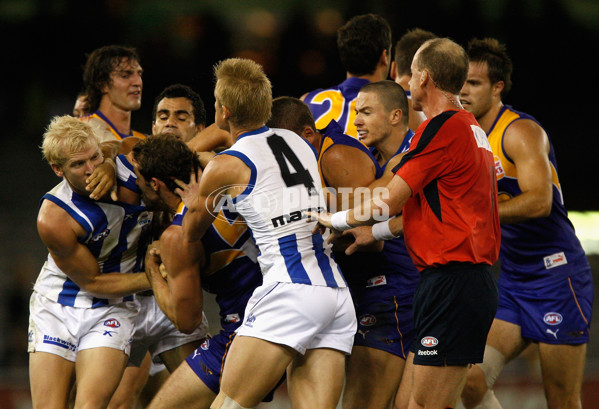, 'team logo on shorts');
359,314,376,327
245,313,256,327
543,312,563,326
543,252,567,269
225,313,241,323
421,336,438,348
366,275,387,287
104,318,121,328
200,339,210,350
